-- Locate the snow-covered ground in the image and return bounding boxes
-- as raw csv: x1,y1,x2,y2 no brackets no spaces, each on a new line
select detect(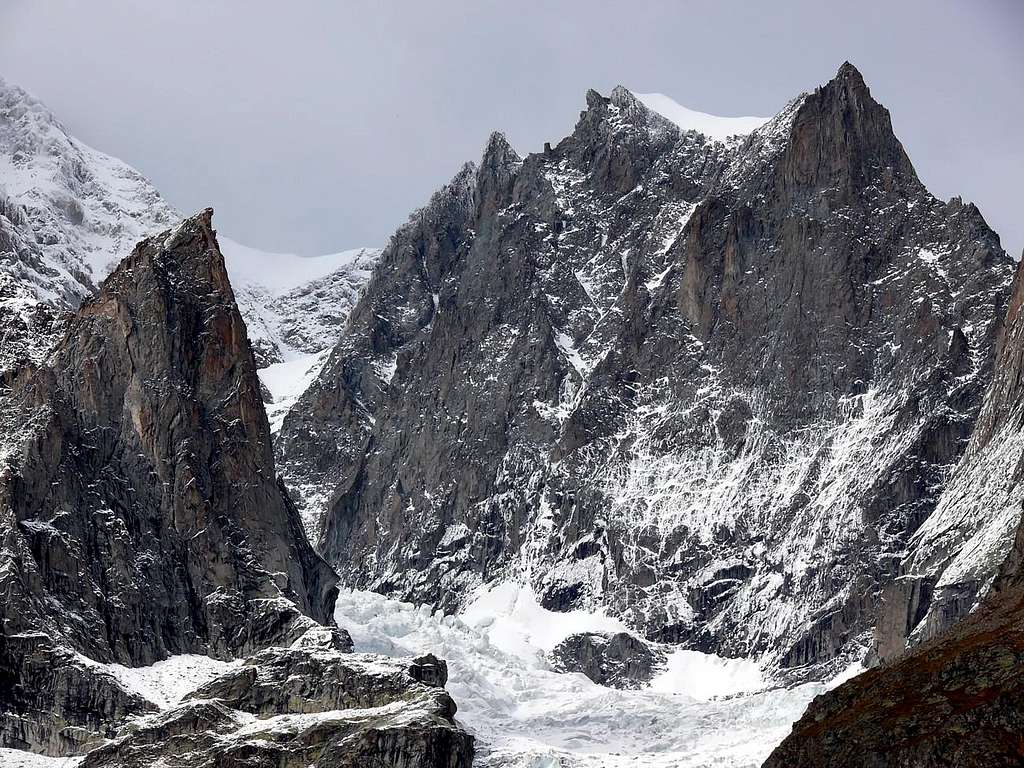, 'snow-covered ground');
258,349,332,433
83,653,241,710
335,583,859,768
219,237,379,412
0,750,82,767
